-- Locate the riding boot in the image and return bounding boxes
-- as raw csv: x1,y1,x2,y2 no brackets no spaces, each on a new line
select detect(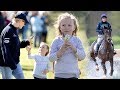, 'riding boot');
94,44,99,56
